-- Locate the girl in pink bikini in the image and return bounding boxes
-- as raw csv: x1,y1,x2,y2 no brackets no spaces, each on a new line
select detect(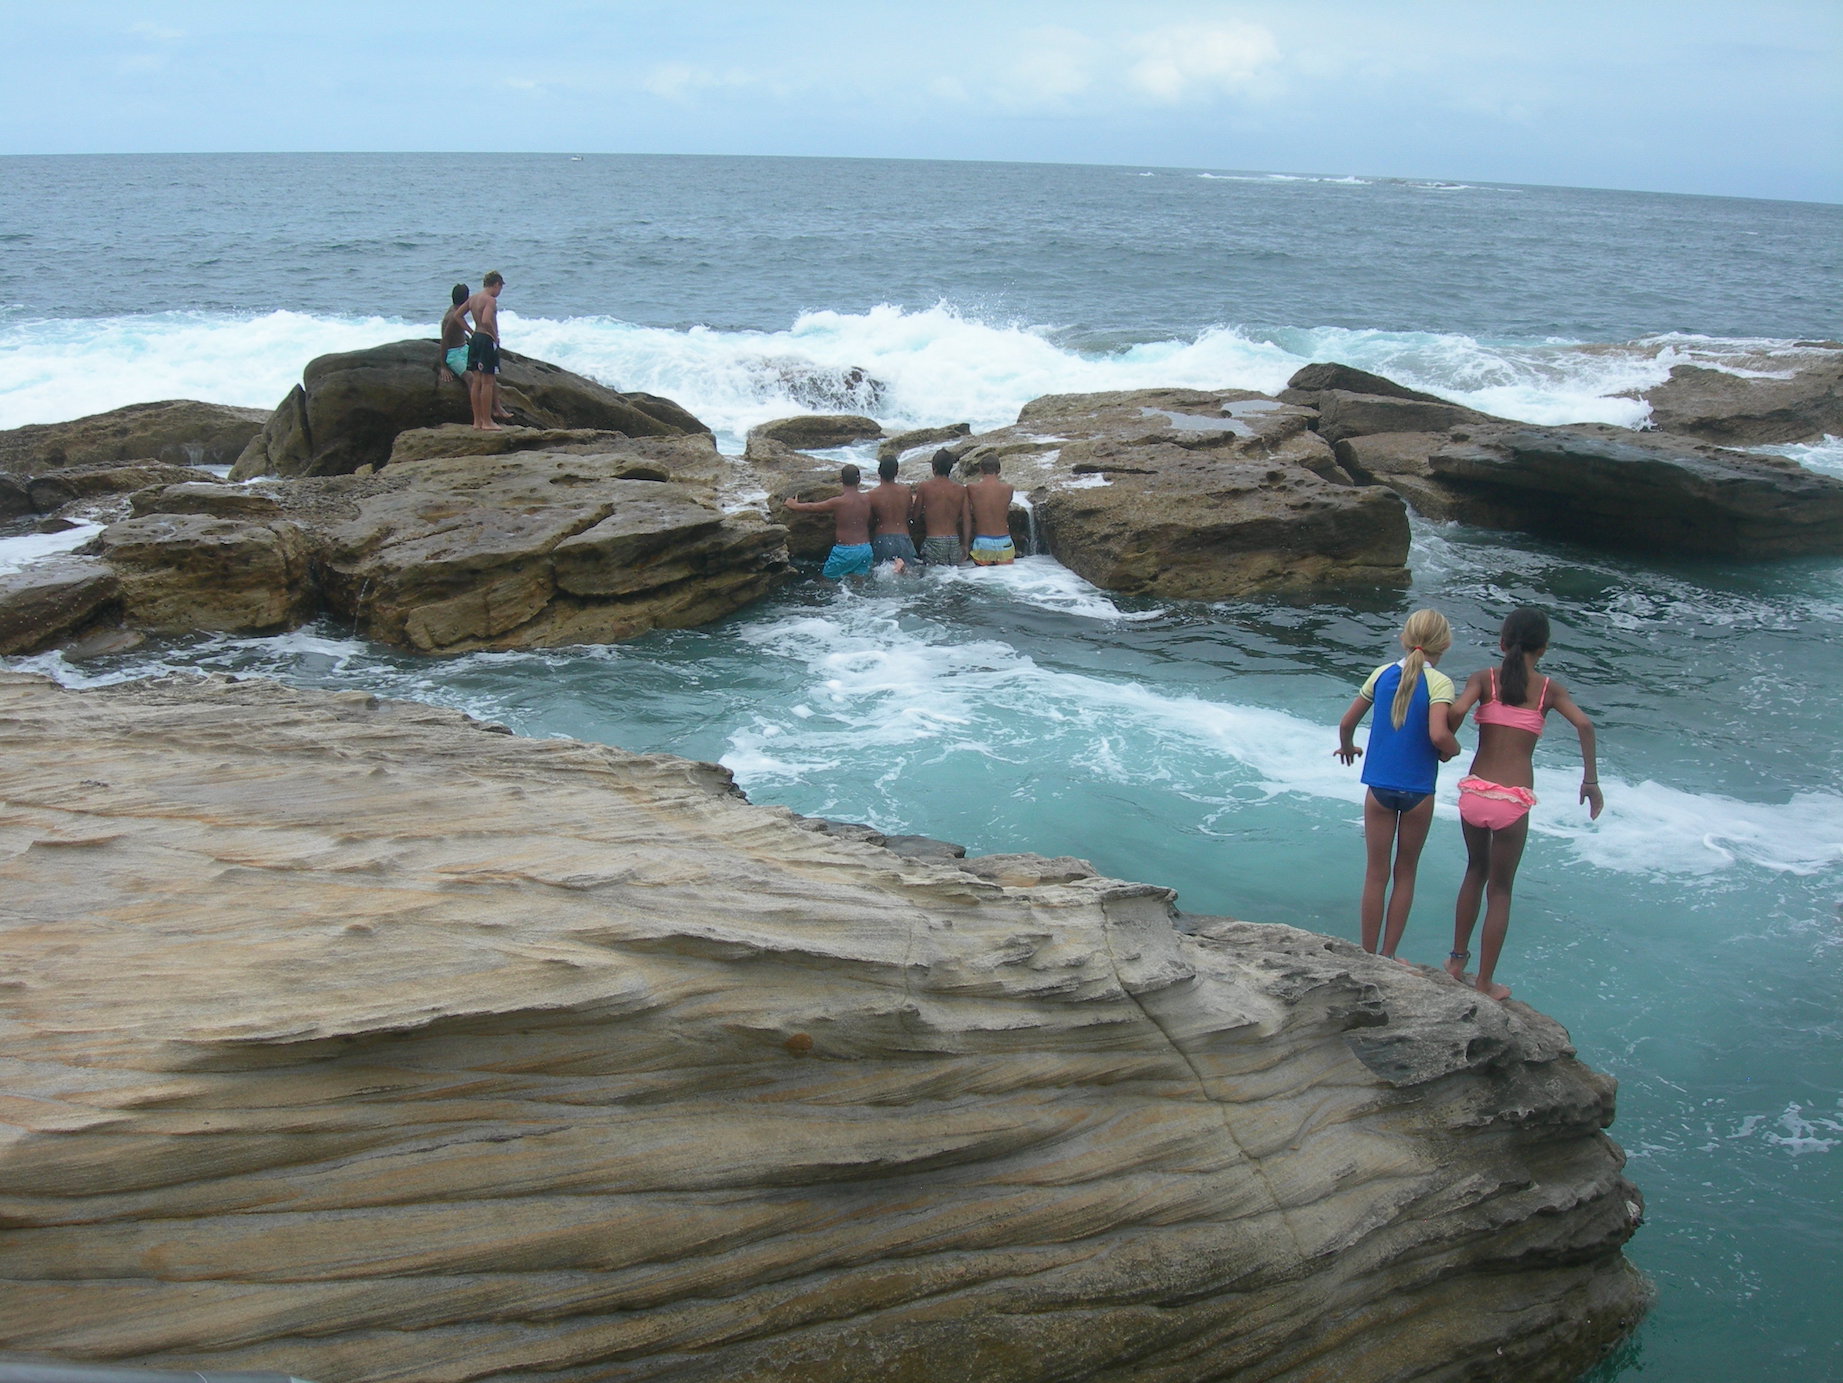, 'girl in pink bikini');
1445,607,1603,1000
